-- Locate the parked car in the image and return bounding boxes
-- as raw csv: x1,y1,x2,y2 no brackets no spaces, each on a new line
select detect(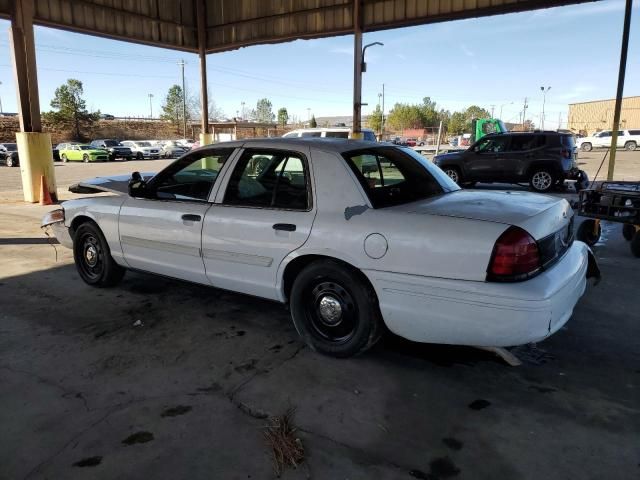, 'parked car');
433,131,580,192
405,138,417,147
576,129,640,152
42,138,598,358
0,143,19,167
90,139,133,161
120,141,162,159
100,114,115,120
158,140,188,158
283,127,377,142
58,144,109,162
176,138,196,149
